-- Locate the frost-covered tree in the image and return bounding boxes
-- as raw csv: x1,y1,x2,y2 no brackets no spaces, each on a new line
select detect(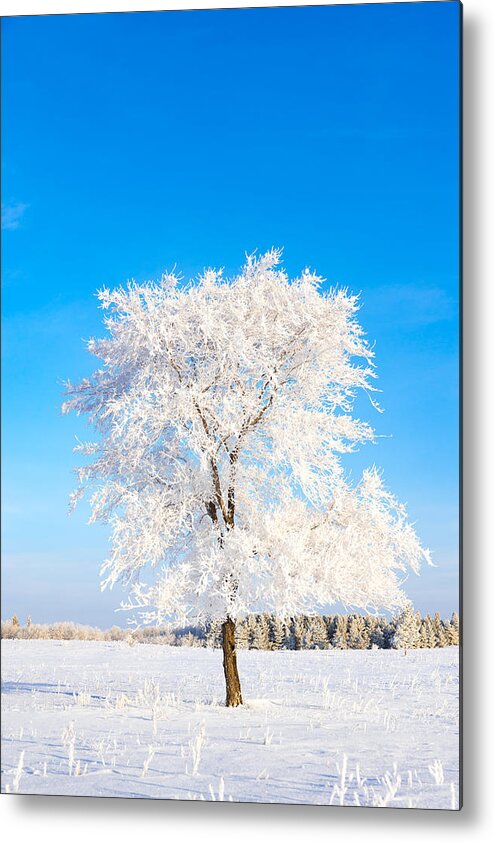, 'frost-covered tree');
245,614,258,650
391,603,420,651
269,615,286,650
310,615,329,649
420,615,437,648
206,619,222,649
63,249,431,706
368,616,385,649
323,615,336,646
450,611,460,645
234,617,249,649
432,611,447,647
347,613,369,649
252,614,270,650
332,615,349,649
283,617,297,650
292,616,306,651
